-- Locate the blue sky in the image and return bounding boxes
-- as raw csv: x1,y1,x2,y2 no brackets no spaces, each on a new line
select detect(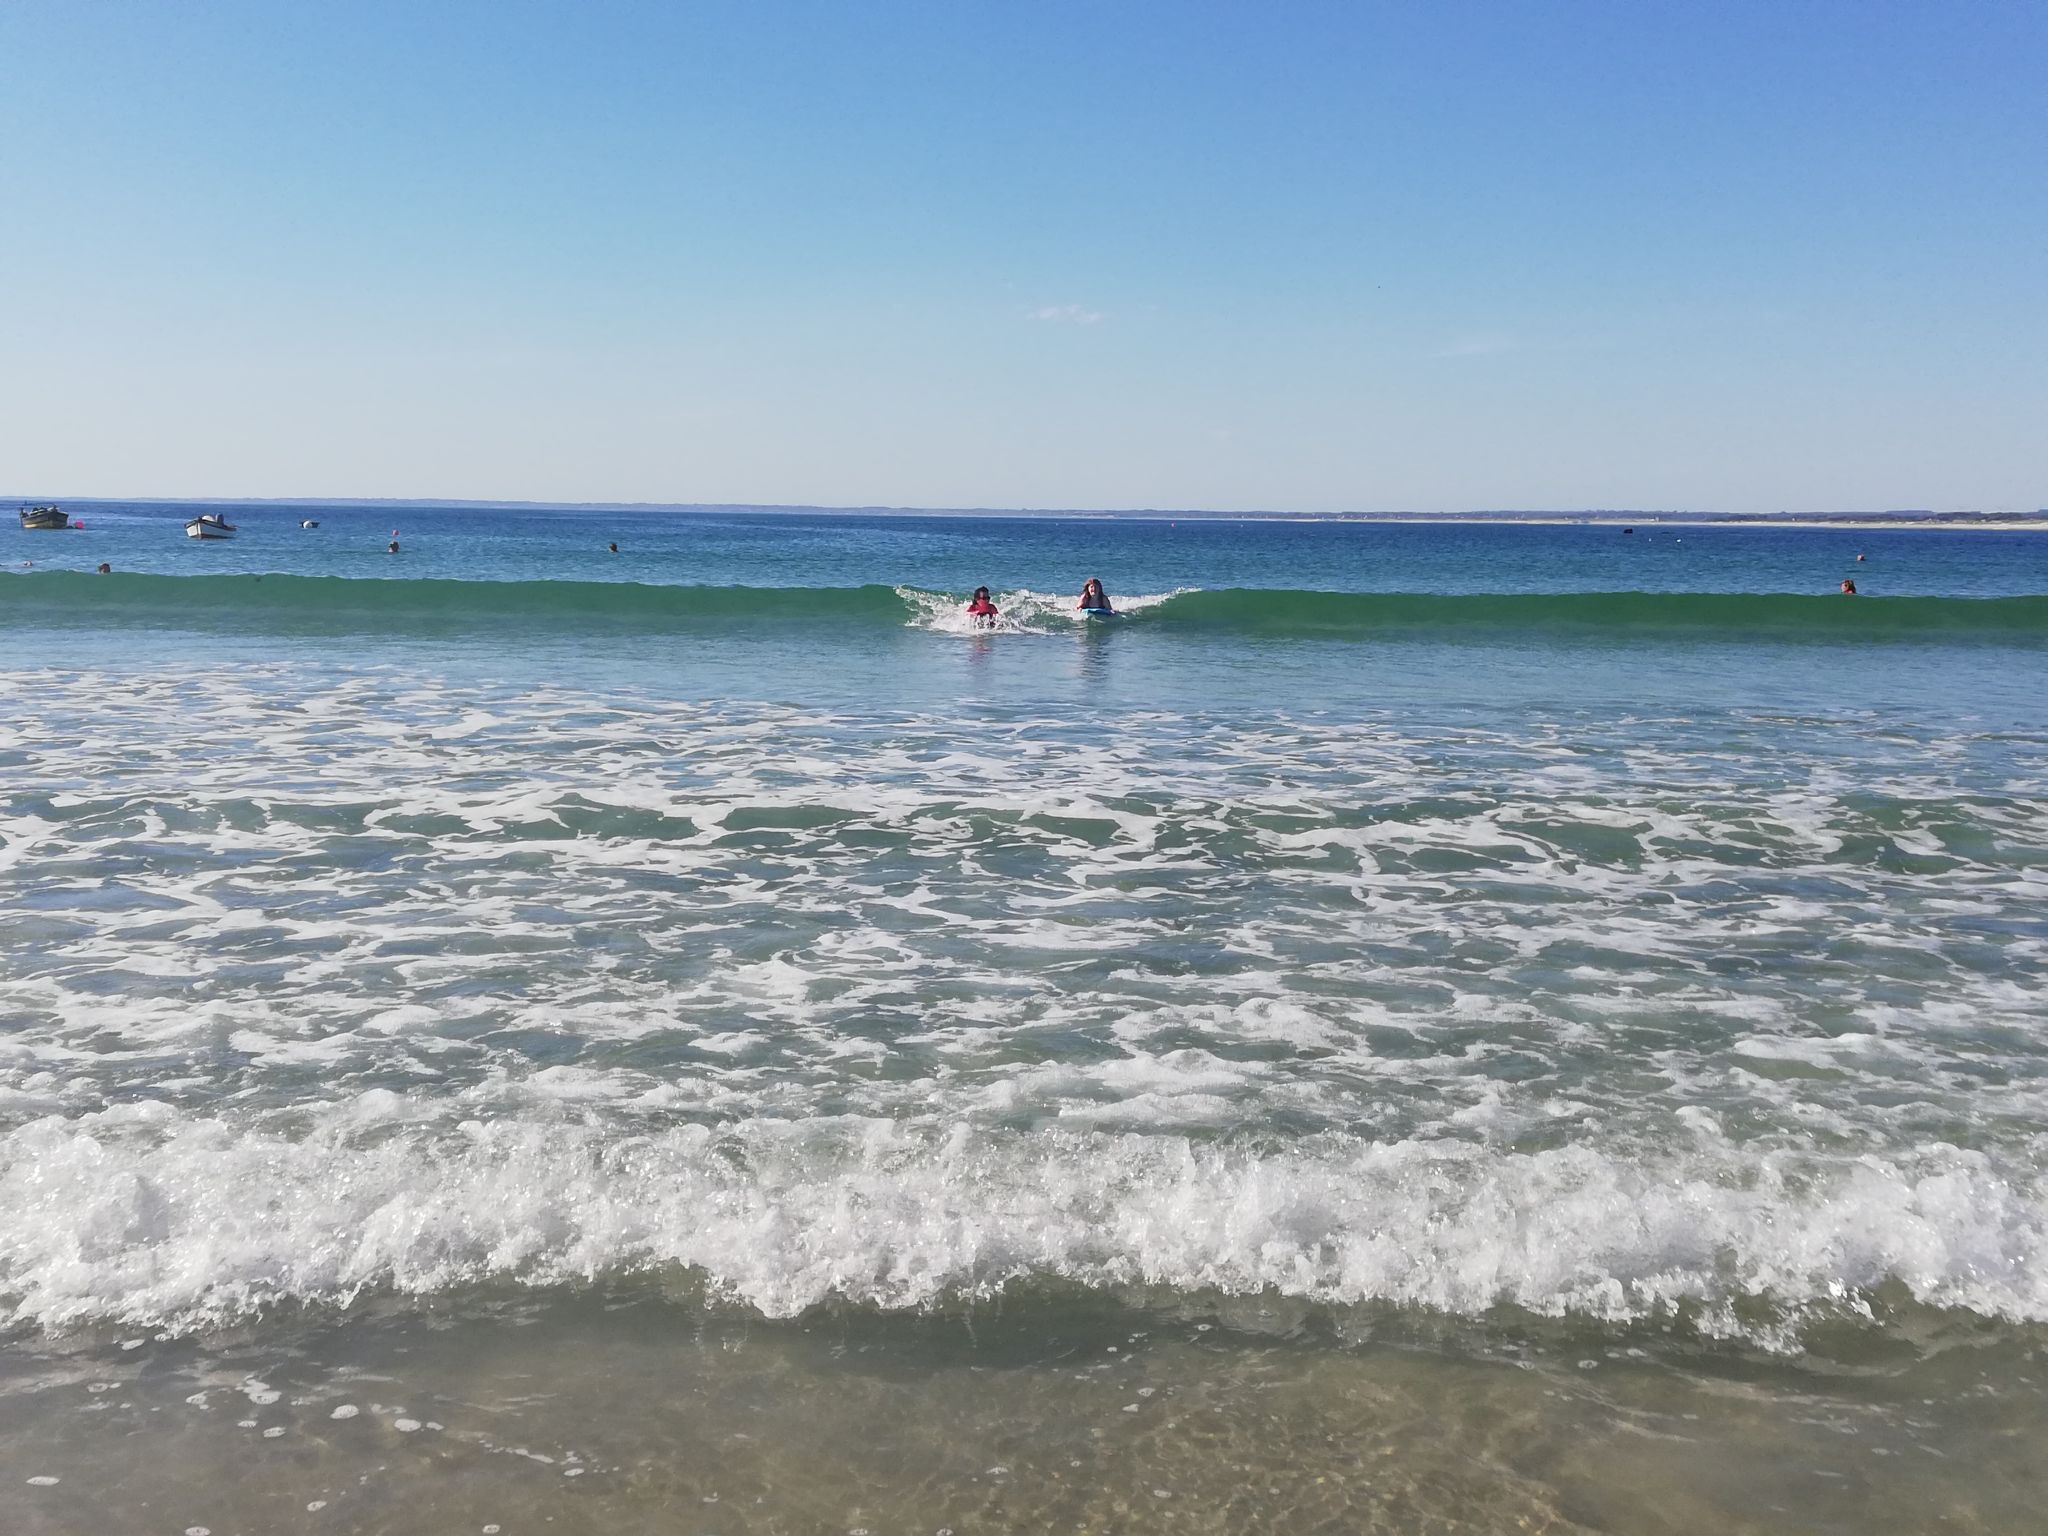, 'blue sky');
3,0,2042,511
